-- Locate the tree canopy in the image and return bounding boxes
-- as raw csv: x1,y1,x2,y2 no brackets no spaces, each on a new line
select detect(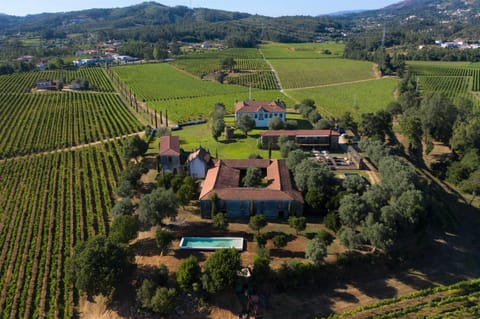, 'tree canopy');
237,114,256,136
69,236,135,297
203,248,241,293
139,188,179,226
122,135,148,162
